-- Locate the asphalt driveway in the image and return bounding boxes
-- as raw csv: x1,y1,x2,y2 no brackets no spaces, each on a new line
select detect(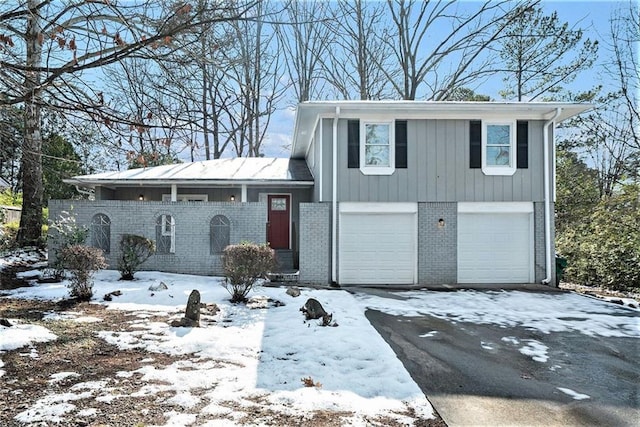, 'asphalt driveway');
355,288,640,427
